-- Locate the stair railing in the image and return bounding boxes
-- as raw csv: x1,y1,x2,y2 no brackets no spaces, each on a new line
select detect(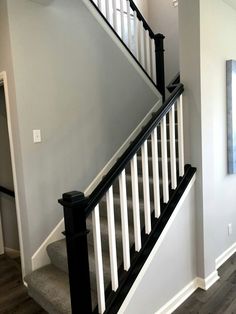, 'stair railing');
0,185,15,198
89,0,166,99
59,83,191,314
